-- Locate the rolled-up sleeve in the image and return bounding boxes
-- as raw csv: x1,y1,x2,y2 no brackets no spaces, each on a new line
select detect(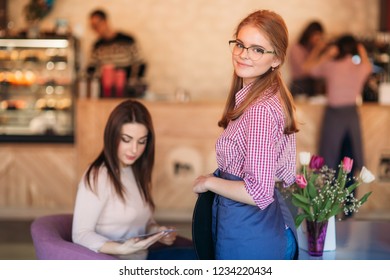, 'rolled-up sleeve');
242,105,277,210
